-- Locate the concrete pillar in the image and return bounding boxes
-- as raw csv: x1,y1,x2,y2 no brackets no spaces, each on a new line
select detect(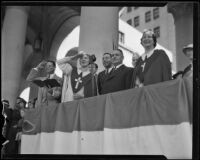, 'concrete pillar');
1,6,30,108
28,83,39,101
79,7,119,72
167,3,193,71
